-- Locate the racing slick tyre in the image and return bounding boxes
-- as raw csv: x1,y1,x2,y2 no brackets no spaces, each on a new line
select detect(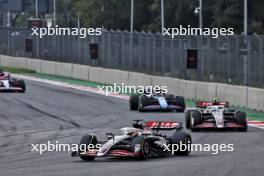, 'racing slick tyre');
235,111,248,132
129,94,139,110
190,110,202,131
138,96,146,112
175,96,186,112
171,131,192,156
138,105,145,112
131,136,150,160
17,80,26,93
79,135,97,161
185,110,194,129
